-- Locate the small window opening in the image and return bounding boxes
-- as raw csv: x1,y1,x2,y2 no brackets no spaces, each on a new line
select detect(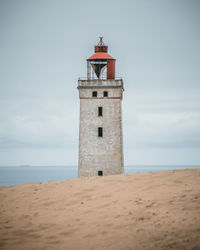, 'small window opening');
104,91,108,97
98,170,103,176
98,127,103,137
92,91,97,97
98,107,103,116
